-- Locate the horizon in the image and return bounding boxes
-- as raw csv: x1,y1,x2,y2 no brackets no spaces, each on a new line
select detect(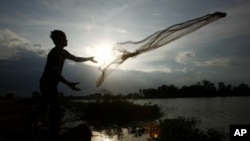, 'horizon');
1,79,249,98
